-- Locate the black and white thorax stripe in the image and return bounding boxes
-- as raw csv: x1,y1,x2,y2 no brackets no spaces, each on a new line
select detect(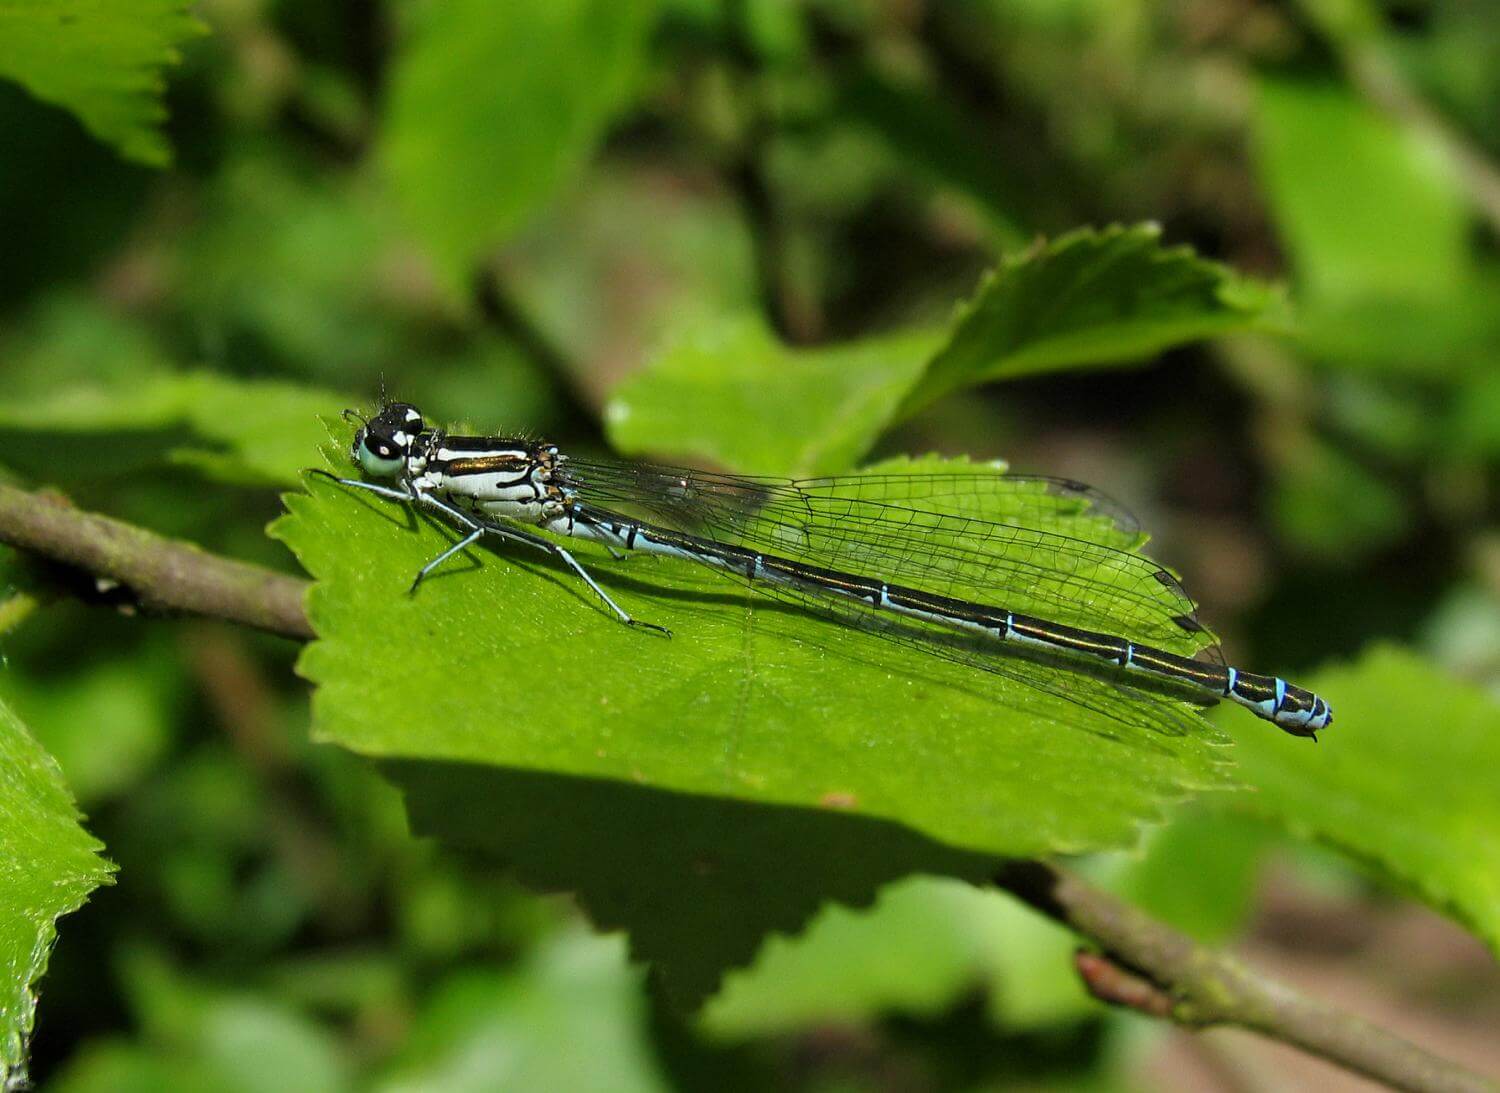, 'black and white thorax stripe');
407,433,572,522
